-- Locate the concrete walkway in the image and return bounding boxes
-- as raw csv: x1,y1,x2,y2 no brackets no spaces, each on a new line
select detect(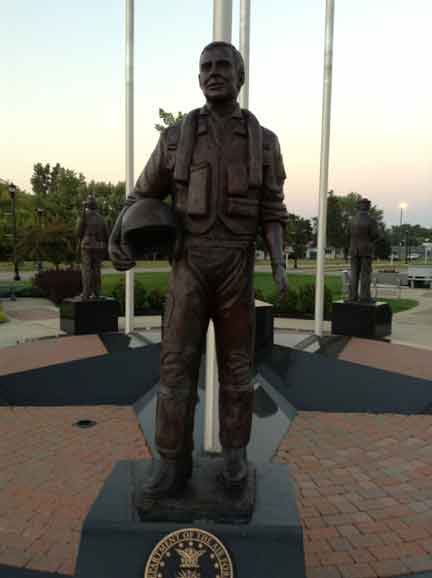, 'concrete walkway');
391,289,432,351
